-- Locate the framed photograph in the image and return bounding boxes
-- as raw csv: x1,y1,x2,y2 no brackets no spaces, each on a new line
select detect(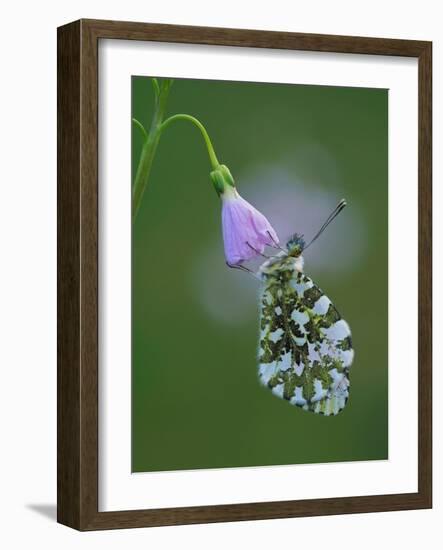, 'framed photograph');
57,19,432,530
